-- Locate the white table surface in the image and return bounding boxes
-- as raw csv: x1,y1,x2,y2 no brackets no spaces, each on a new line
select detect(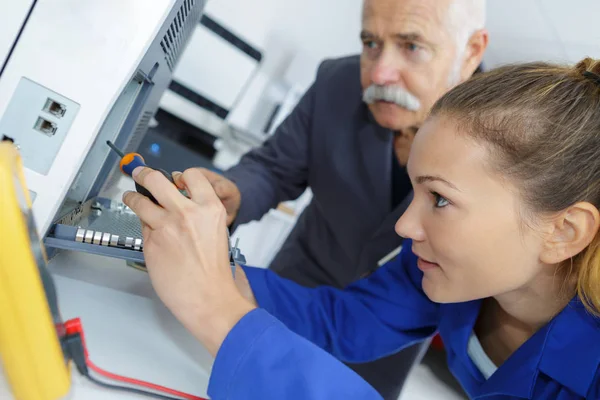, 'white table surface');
1,250,213,399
